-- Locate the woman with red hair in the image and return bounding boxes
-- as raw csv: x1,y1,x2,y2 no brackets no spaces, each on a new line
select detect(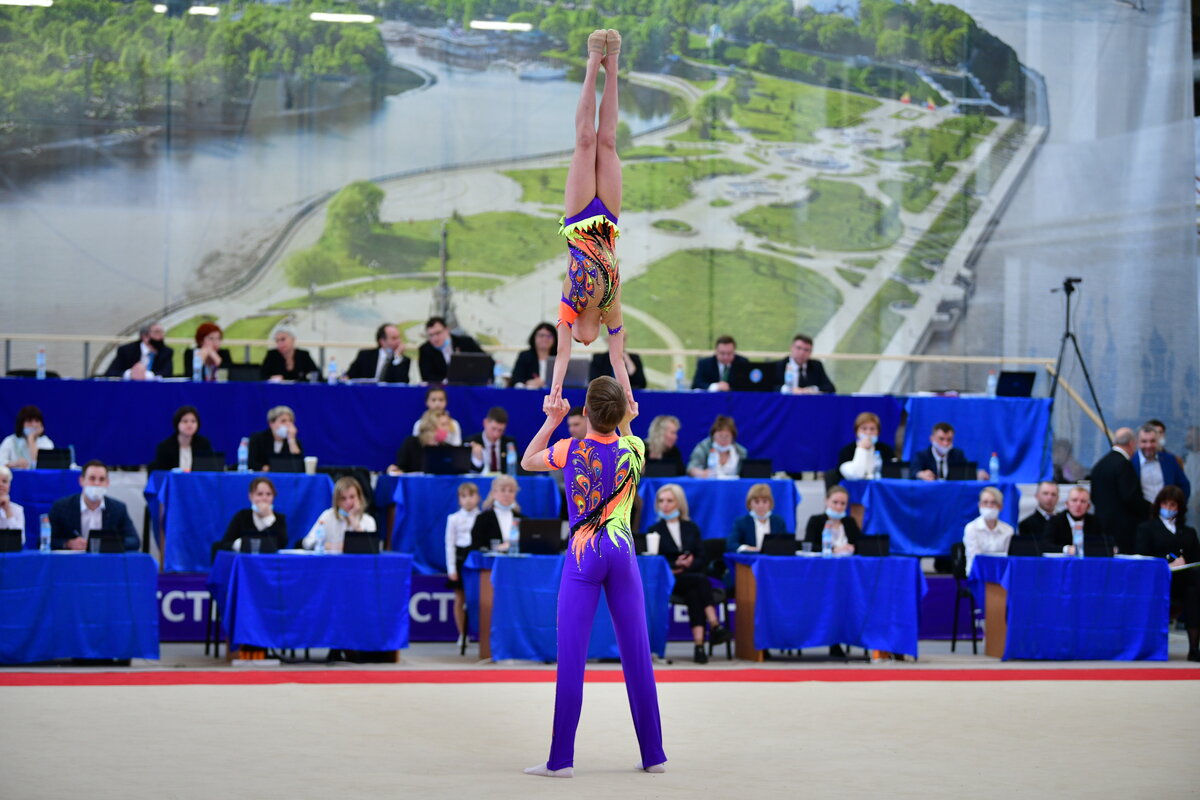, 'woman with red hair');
184,322,234,382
